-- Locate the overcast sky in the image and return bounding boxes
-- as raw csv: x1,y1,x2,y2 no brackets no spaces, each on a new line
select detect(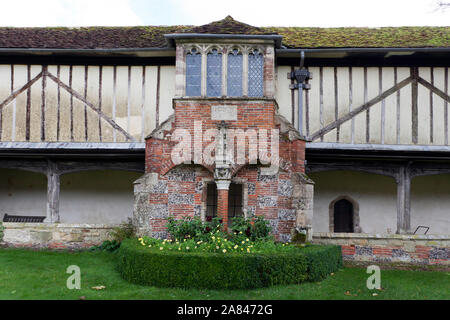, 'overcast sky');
0,0,448,28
